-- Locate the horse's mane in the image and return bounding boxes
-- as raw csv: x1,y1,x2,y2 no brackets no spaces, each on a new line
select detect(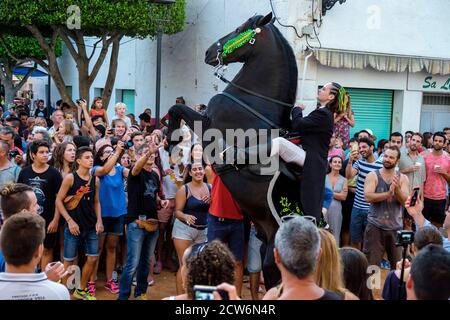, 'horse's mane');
268,23,298,105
